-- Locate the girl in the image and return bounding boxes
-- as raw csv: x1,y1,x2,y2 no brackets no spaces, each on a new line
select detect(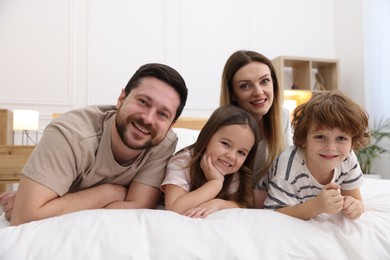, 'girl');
161,105,260,218
220,50,293,208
